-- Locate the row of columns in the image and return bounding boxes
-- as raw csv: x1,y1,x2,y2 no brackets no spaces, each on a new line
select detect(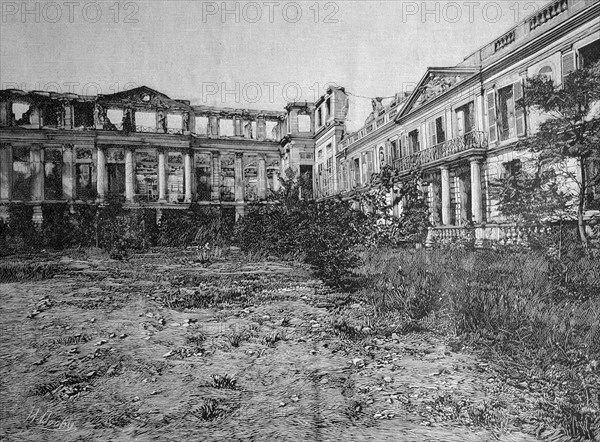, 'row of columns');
0,100,279,140
203,113,270,140
95,147,271,204
439,157,483,225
